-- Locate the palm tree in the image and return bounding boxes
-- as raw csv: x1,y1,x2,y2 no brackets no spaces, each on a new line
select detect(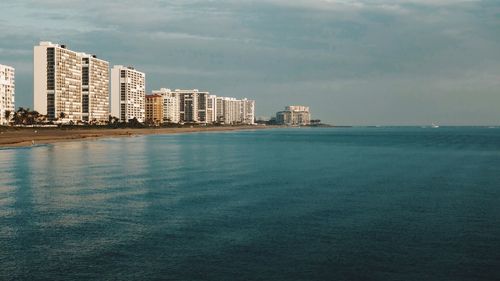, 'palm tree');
4,110,11,125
